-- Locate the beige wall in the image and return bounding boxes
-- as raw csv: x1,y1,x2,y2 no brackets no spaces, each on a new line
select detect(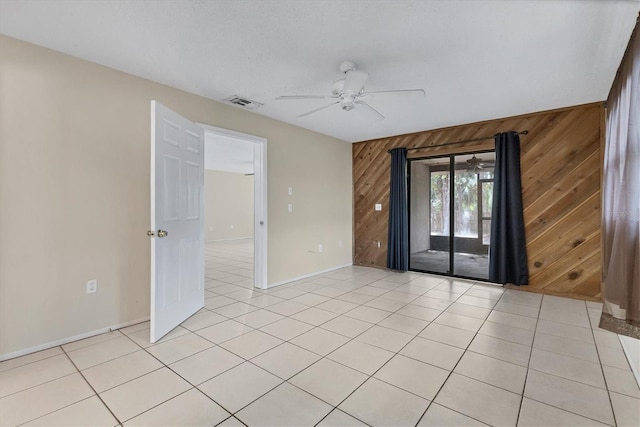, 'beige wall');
205,171,254,241
0,35,353,357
